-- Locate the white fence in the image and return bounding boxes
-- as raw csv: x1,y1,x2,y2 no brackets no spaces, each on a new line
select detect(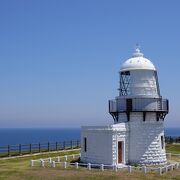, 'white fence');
30,153,180,176
30,154,81,167
166,153,180,160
